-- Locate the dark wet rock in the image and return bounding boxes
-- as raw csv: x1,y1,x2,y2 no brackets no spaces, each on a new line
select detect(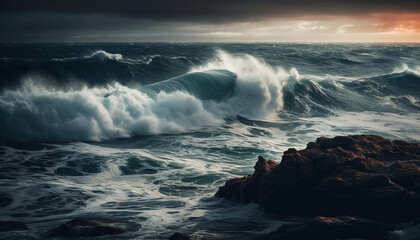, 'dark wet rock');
259,216,396,240
0,221,28,232
216,135,420,223
169,232,192,240
44,217,125,238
